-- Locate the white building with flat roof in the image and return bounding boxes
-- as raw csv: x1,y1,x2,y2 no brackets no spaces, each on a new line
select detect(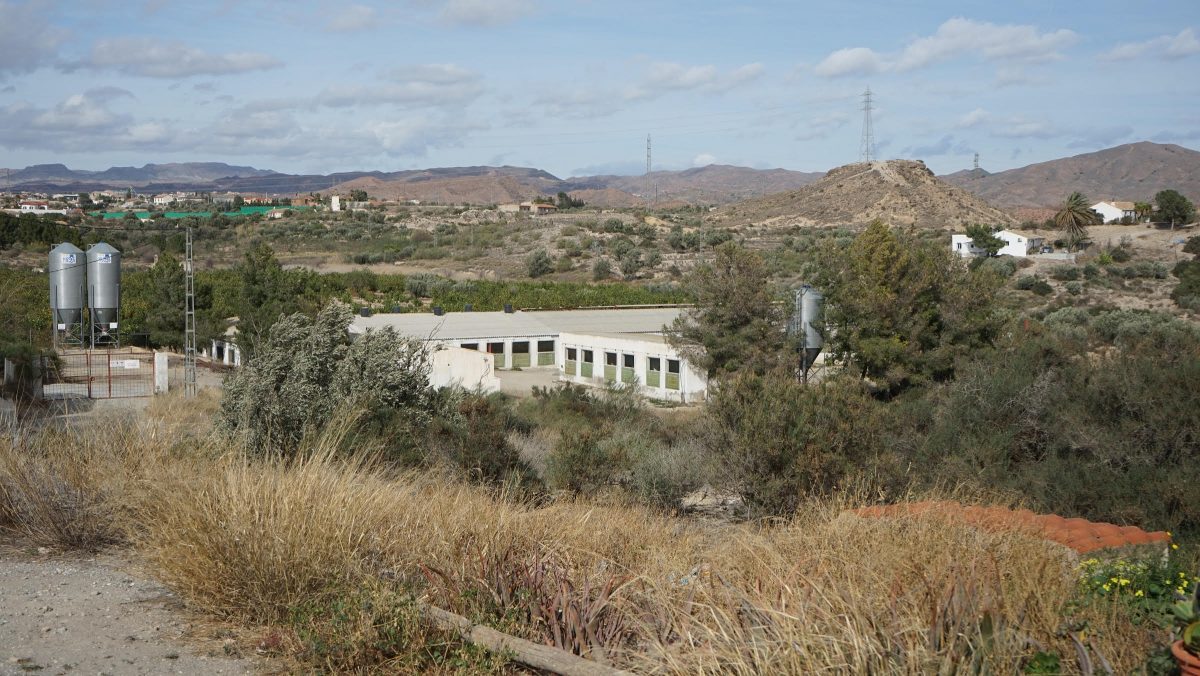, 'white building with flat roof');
349,307,705,400
951,230,1045,258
